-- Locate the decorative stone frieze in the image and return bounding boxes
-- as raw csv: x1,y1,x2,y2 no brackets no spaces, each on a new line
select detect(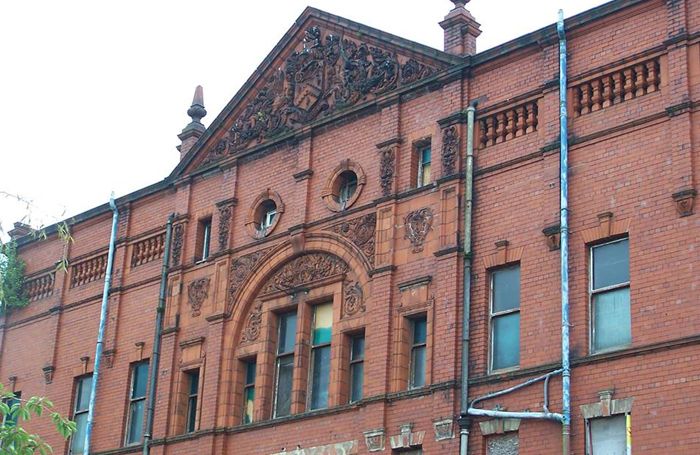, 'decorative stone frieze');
326,213,376,266
261,253,349,295
241,301,263,343
187,278,210,317
441,125,459,176
364,429,386,452
227,248,272,314
404,207,434,253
